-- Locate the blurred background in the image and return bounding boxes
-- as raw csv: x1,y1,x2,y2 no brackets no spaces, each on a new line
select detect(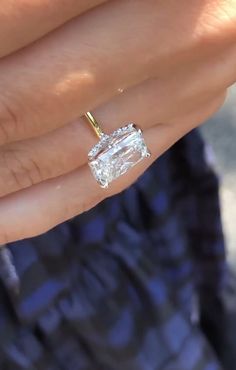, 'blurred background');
202,85,236,267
